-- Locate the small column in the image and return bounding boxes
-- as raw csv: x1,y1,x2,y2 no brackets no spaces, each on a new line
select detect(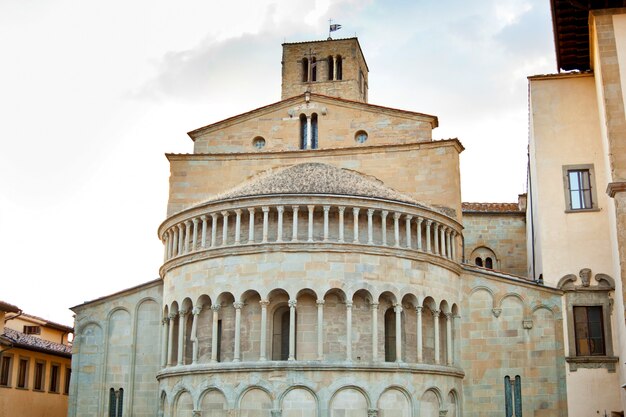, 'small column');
445,229,451,259
291,206,300,242
168,313,176,365
167,230,174,259
210,305,220,363
332,56,337,80
381,211,388,246
191,306,201,364
338,206,345,243
416,306,423,363
276,206,284,243
221,211,229,246
233,302,243,362
177,309,188,365
288,300,297,361
433,223,439,255
417,217,423,251
445,312,453,365
306,116,312,149
405,215,413,249
262,206,270,243
161,317,169,367
394,304,403,362
352,208,360,243
440,226,446,257
210,213,218,248
434,310,441,365
162,234,168,262
316,299,325,360
451,232,457,261
323,206,330,241
367,209,374,245
200,215,208,248
371,302,379,361
177,224,184,255
248,208,256,243
192,218,199,251
425,220,432,253
307,205,315,242
234,209,242,244
183,221,191,253
346,301,353,361
259,300,269,361
393,212,401,247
